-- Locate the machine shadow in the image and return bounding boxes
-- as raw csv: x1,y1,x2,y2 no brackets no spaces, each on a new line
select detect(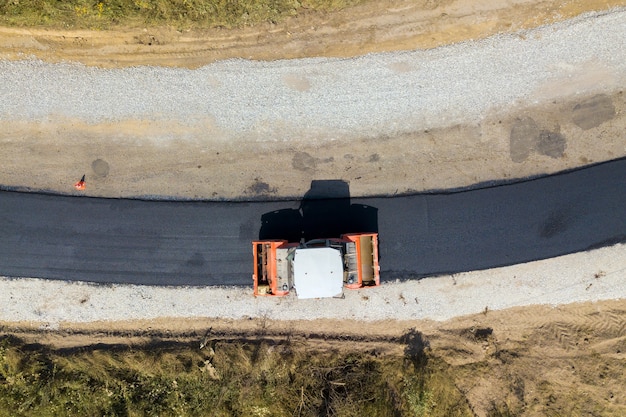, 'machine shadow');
259,180,378,242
